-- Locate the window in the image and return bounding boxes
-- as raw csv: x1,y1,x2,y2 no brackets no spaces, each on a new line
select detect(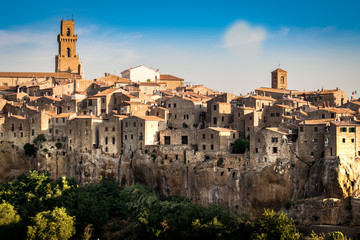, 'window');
113,137,115,144
213,117,217,124
55,129,59,134
351,138,355,143
258,138,260,142
313,139,318,143
125,135,127,140
222,116,225,122
211,134,214,139
203,134,206,139
311,152,314,157
174,114,177,119
342,138,346,143
175,155,178,160
164,136,170,145
125,122,128,127
66,28,70,36
105,127,108,132
211,144,214,150
88,100,93,106
173,103,177,108
349,127,356,133
214,105,217,111
273,147,278,153
233,134,235,139
276,113,280,117
271,137,278,143
168,104,171,108
105,137,108,145
133,122,137,127
84,130,88,136
68,106,70,110
20,132,23,138
19,123,23,130
67,48,70,57
255,148,258,153
112,127,115,131
56,118,58,123
331,113,335,118
300,127,304,132
203,145,206,150
106,147,108,152
181,136,188,145
102,98,105,103
14,133,16,137
165,154,168,160
340,127,347,133
314,127,318,133
280,76,284,84
131,135,133,139
62,118,65,123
